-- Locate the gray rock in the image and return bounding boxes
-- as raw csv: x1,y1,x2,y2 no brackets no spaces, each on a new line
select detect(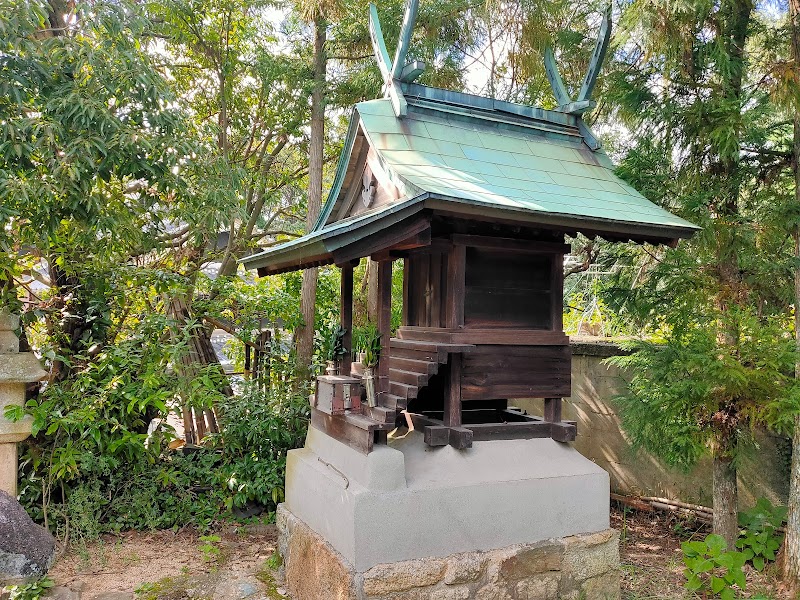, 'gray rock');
88,593,134,600
212,577,261,600
45,586,81,600
0,490,55,581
